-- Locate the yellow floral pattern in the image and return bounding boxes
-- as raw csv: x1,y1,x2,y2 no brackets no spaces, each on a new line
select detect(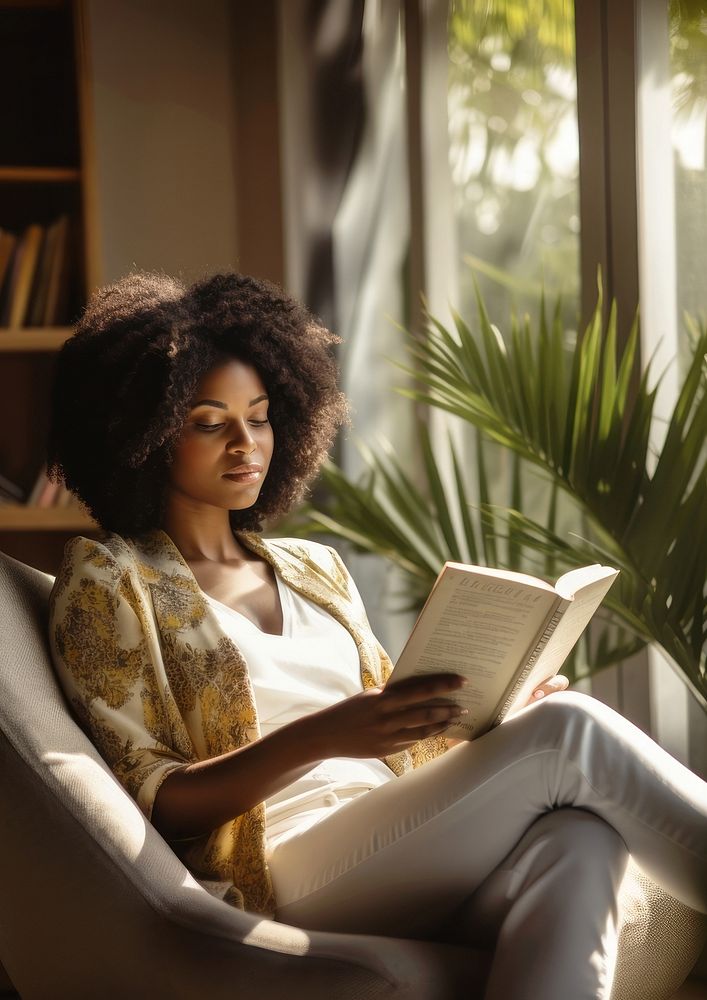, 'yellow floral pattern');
48,528,447,916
